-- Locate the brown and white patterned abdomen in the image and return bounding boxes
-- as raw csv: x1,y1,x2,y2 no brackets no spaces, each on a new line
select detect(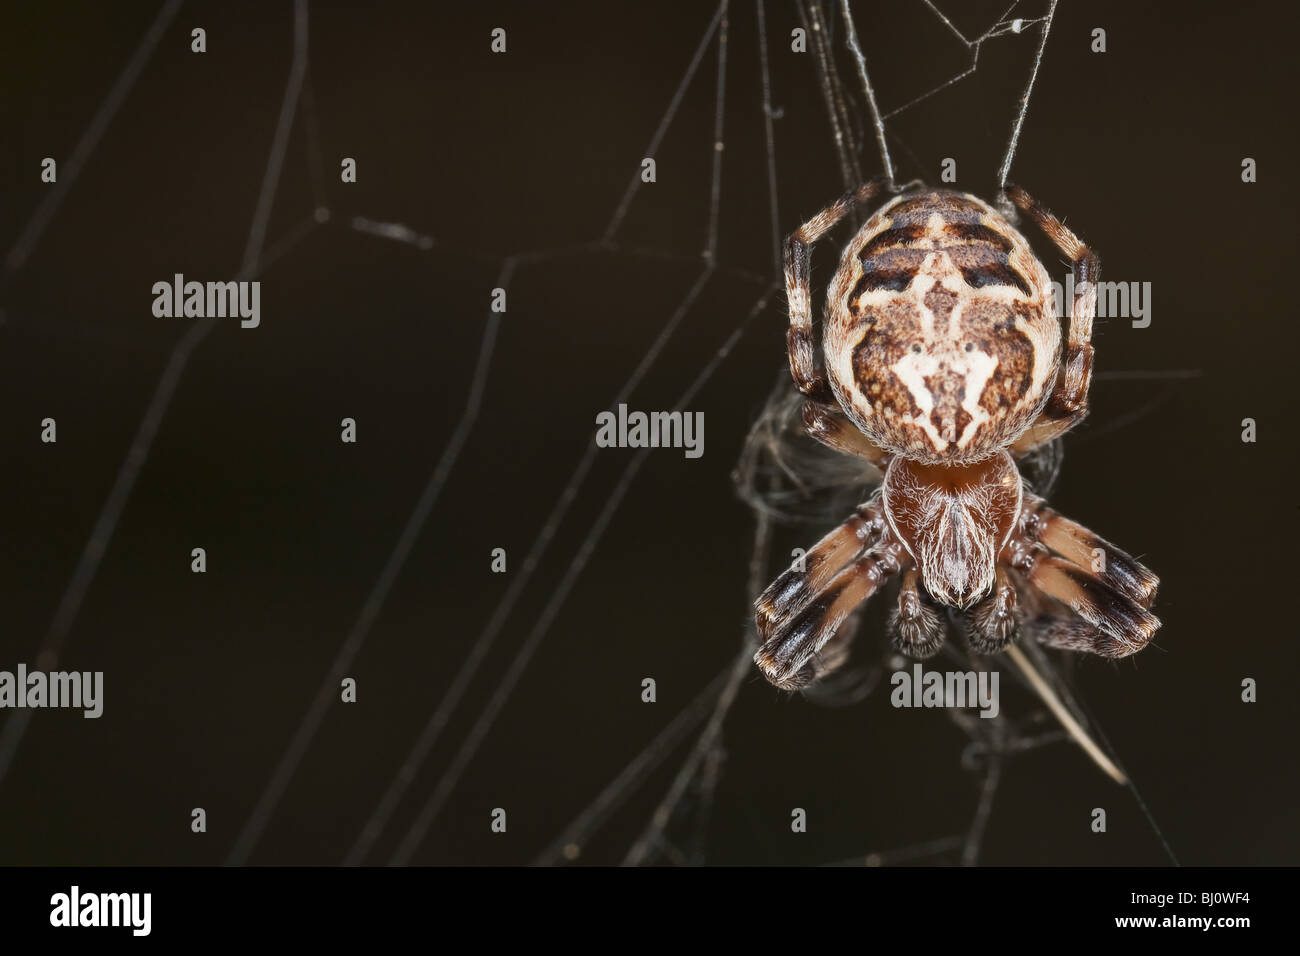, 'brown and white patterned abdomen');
823,190,1060,463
